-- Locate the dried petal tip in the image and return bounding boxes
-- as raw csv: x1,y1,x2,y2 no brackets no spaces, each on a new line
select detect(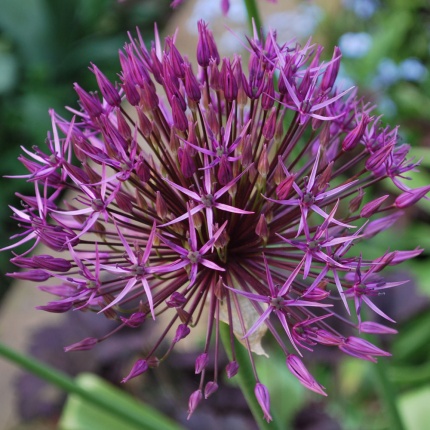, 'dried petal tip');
64,337,98,352
121,359,148,383
287,355,326,396
187,389,203,420
255,383,272,423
